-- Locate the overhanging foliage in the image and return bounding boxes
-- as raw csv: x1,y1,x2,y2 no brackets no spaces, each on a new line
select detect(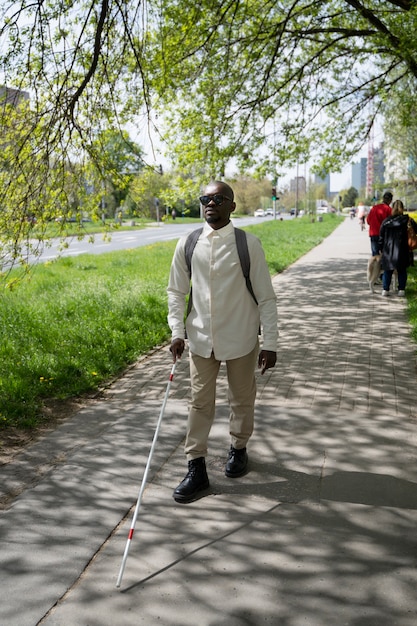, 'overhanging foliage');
1,0,417,273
